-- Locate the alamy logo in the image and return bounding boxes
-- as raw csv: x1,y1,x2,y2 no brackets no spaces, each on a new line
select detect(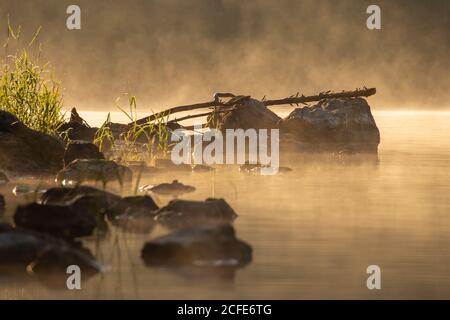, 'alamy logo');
366,265,381,290
66,265,81,290
171,125,280,175
66,5,81,30
366,5,381,30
